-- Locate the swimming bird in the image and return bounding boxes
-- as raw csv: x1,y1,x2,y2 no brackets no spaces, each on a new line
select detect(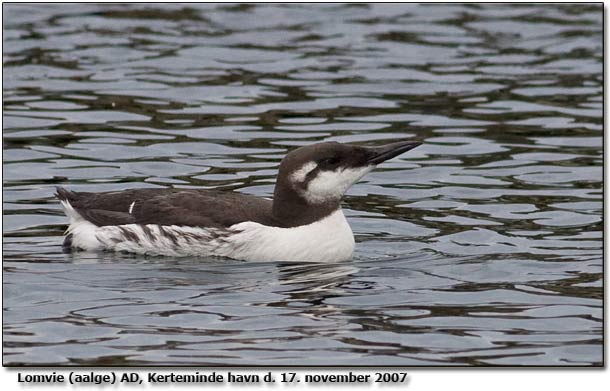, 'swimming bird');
56,140,421,262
